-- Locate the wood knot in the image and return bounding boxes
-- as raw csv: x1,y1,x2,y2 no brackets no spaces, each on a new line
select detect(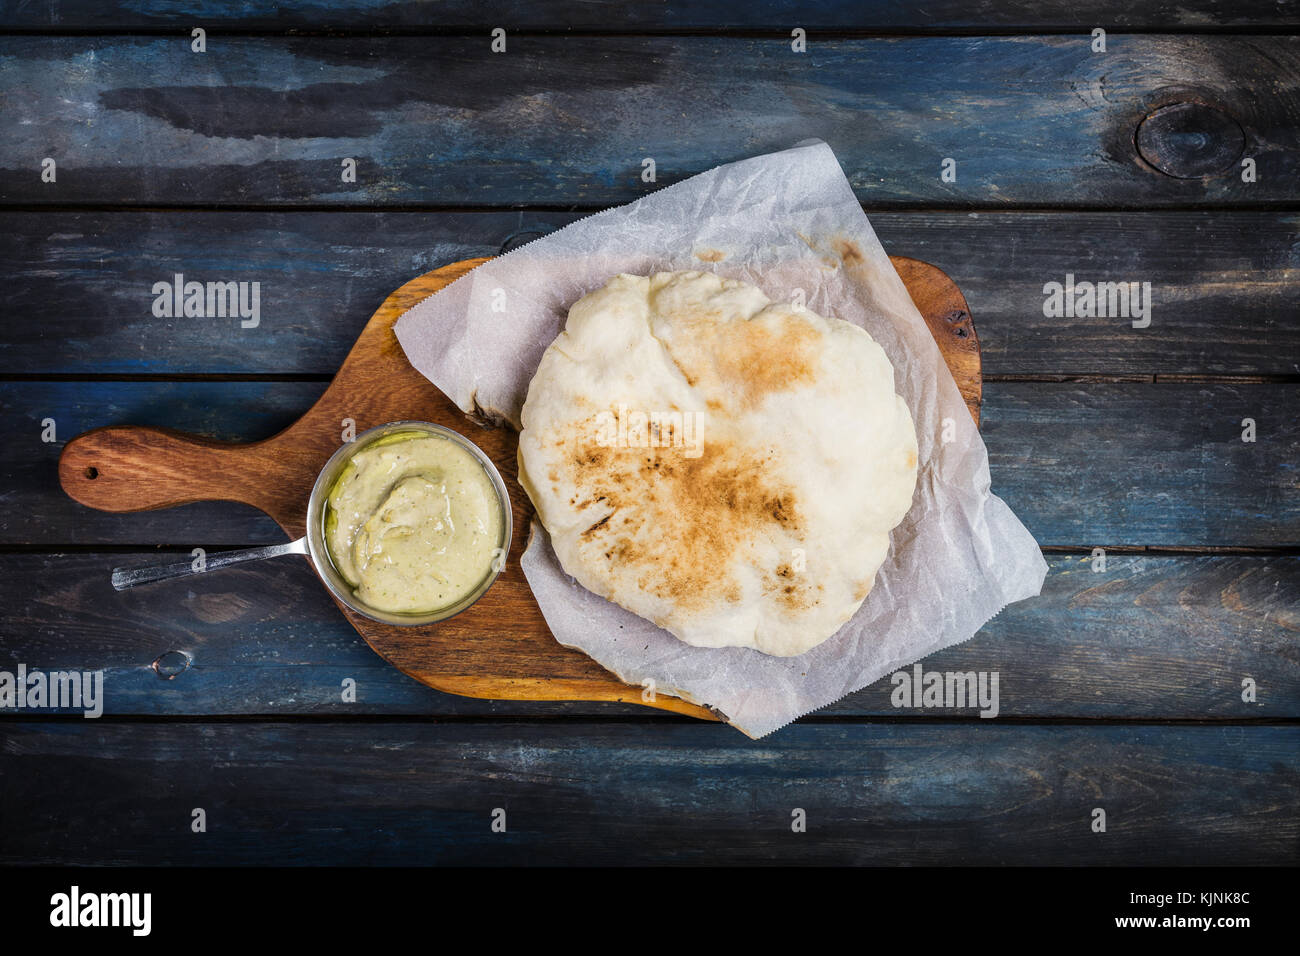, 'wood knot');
1135,102,1245,179
498,230,550,254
